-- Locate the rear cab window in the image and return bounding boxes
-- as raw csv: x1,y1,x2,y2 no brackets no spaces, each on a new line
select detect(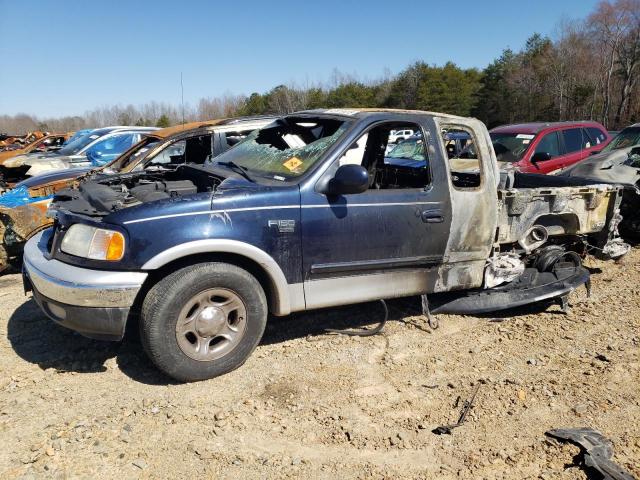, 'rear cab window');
441,126,481,189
